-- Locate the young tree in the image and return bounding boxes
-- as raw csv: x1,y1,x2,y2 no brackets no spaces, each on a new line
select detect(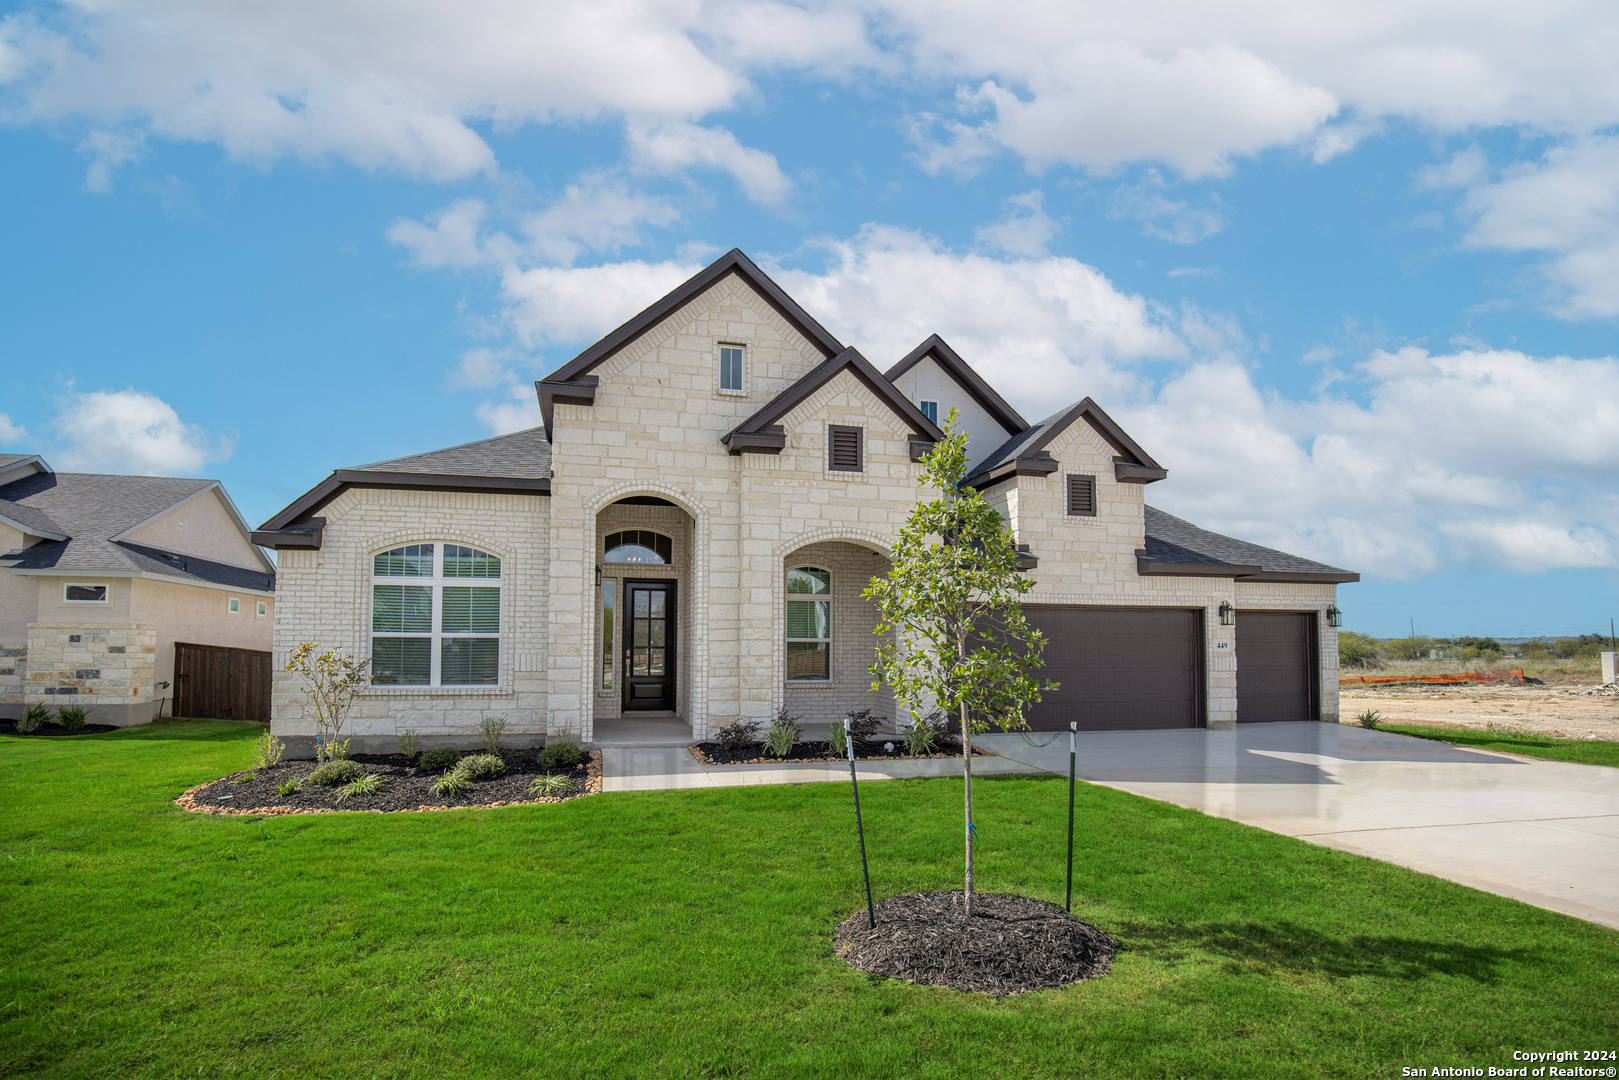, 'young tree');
286,642,372,761
865,410,1054,917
